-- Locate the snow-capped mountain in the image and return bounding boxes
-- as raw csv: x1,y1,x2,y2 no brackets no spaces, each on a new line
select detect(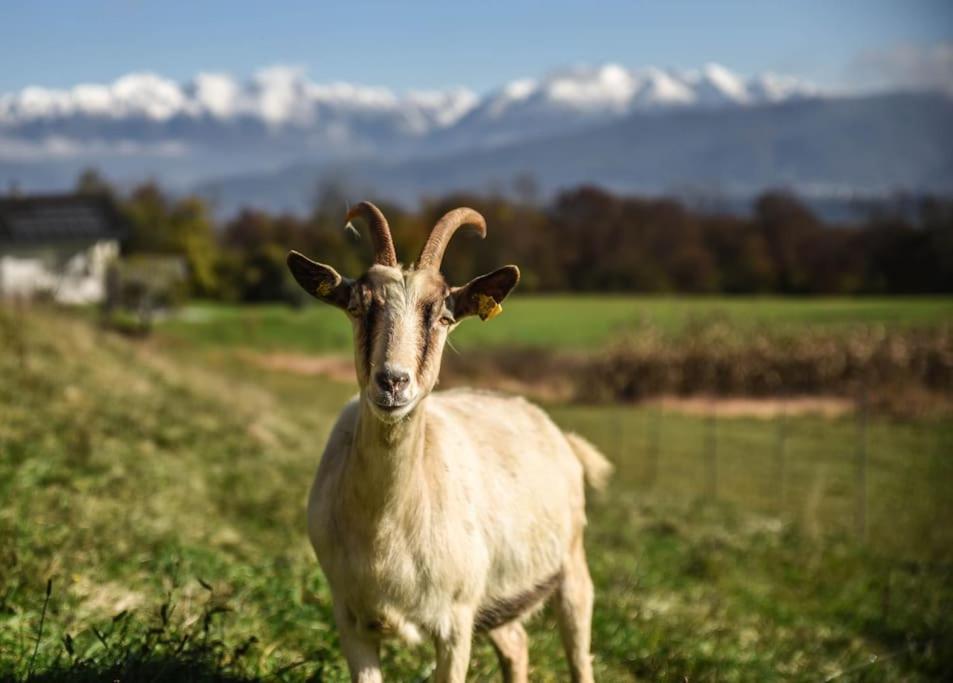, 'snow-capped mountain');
430,63,819,150
0,66,478,176
196,91,953,216
3,61,948,212
464,62,812,121
0,66,478,131
0,63,817,168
